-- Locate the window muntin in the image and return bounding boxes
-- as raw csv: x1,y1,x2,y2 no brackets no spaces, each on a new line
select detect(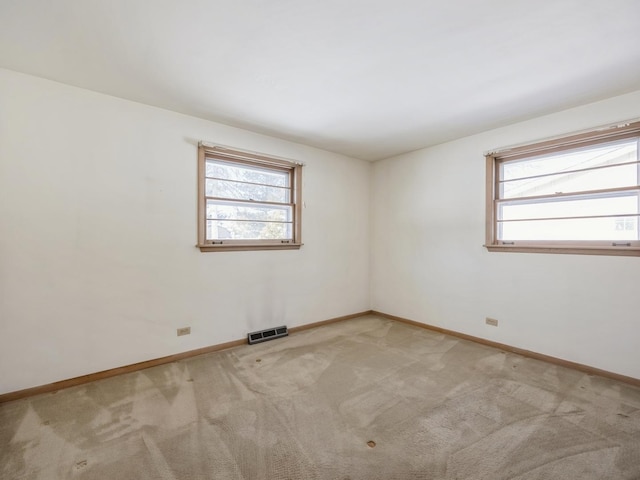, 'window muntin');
205,199,293,241
198,144,302,251
500,139,638,199
205,159,289,187
500,139,637,181
205,178,291,203
486,121,640,256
